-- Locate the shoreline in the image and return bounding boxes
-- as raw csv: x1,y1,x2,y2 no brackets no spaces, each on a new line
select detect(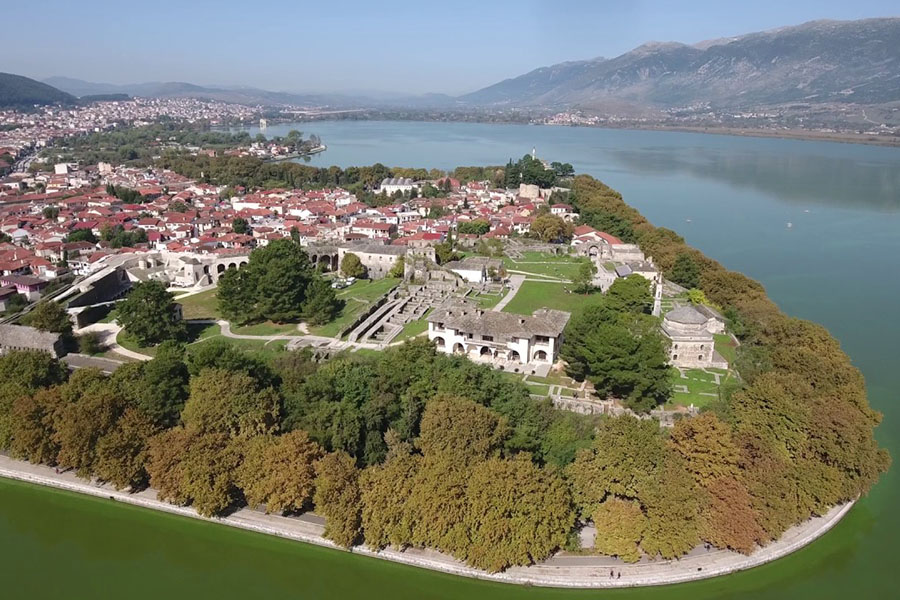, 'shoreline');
0,454,854,589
